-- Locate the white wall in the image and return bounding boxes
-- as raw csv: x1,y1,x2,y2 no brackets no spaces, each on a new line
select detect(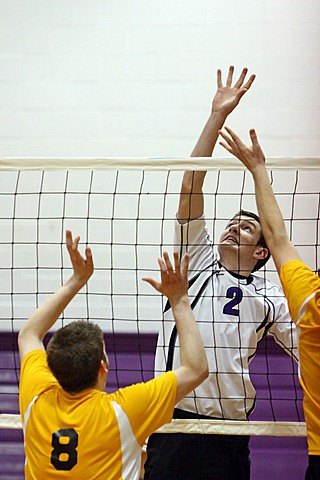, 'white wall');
0,0,319,333
0,0,319,158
